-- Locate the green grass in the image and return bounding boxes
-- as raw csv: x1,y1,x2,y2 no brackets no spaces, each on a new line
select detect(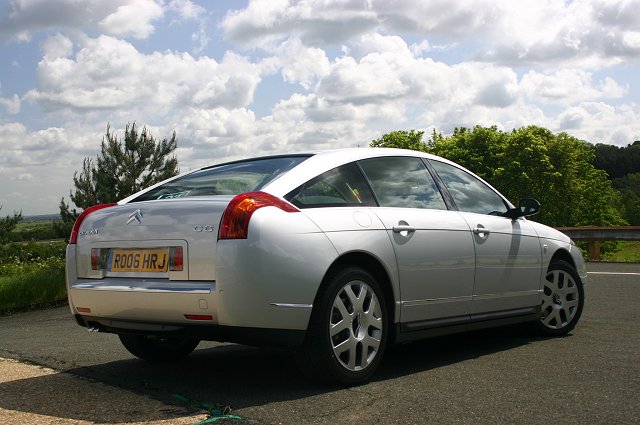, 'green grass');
0,266,66,312
0,241,67,313
602,241,640,262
